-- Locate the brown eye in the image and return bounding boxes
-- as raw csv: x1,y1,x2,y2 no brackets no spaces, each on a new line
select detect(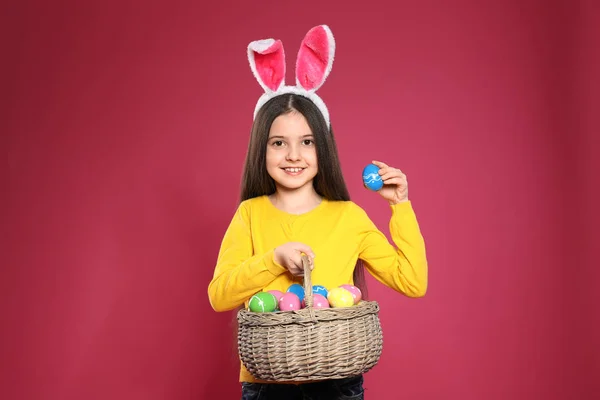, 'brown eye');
272,140,284,147
302,139,314,146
